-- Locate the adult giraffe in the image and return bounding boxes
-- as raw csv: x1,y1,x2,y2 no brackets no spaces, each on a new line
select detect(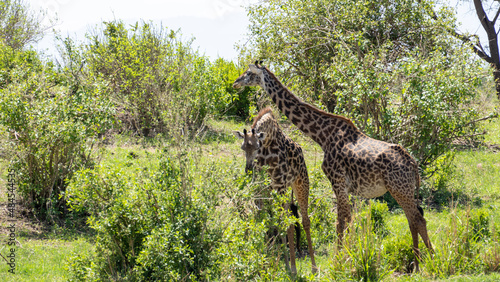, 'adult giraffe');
233,62,433,271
